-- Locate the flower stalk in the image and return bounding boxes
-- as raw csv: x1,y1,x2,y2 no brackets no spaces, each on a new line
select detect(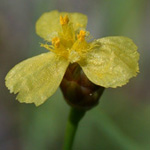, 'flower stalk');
63,107,86,150
61,63,104,150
